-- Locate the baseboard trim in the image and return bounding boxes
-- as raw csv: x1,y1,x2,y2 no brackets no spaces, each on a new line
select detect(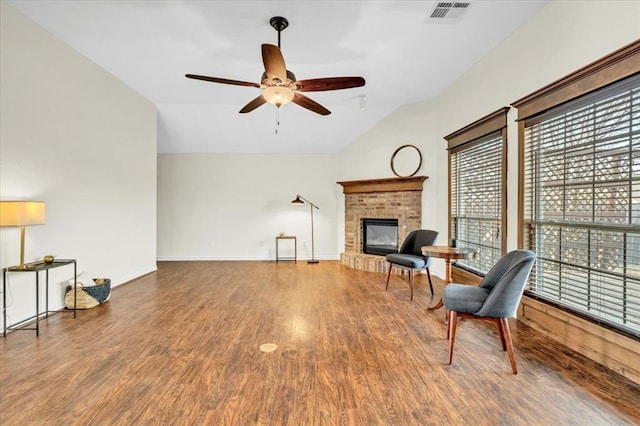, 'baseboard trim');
156,256,340,262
